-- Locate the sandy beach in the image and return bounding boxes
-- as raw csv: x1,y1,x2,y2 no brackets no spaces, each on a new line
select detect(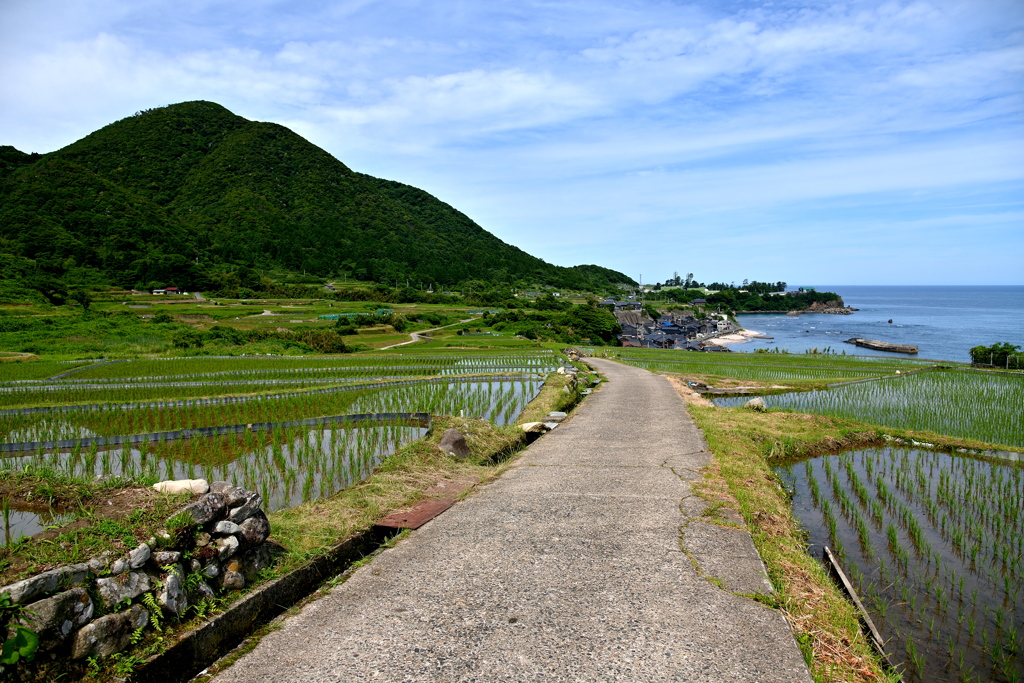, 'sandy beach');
712,329,764,346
